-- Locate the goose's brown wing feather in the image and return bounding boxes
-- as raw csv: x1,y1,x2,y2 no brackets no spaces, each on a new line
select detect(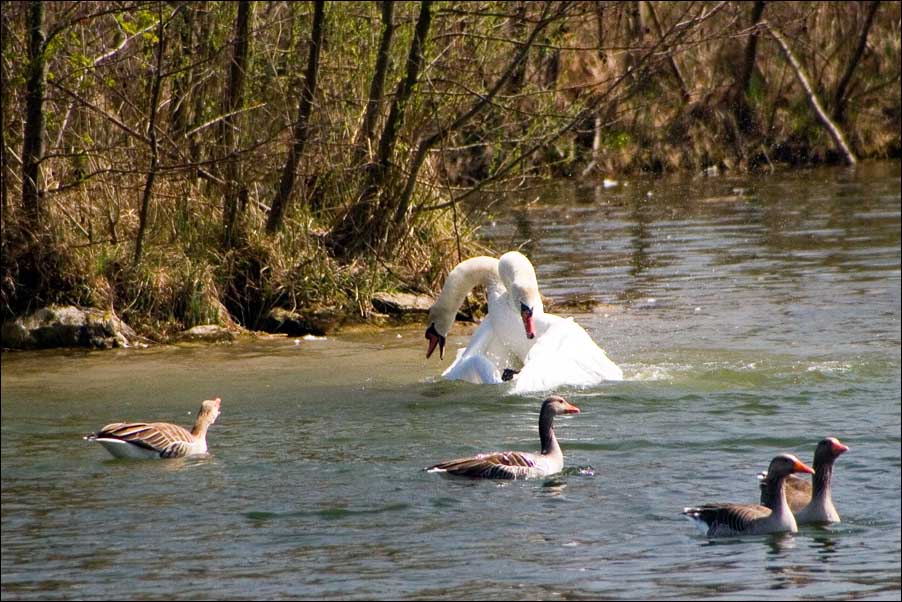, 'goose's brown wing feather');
429,451,537,479
691,503,772,535
95,421,194,458
782,474,812,512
